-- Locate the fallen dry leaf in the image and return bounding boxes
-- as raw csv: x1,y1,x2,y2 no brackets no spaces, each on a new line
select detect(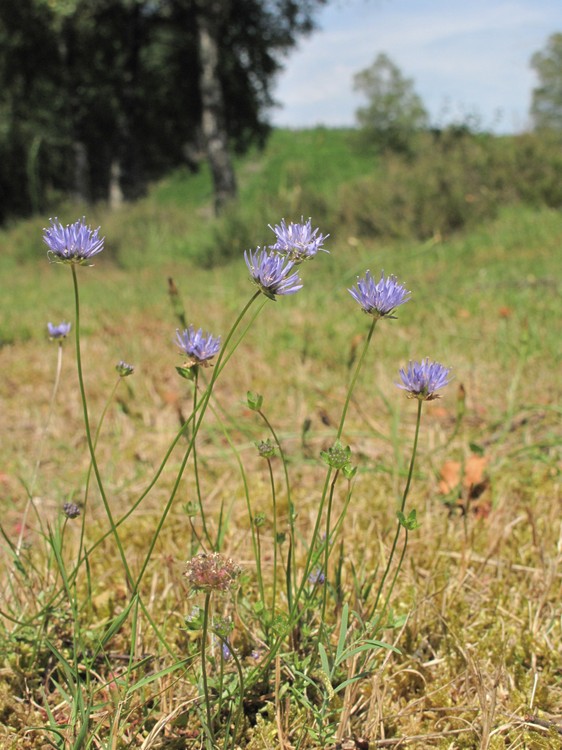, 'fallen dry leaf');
439,454,489,495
